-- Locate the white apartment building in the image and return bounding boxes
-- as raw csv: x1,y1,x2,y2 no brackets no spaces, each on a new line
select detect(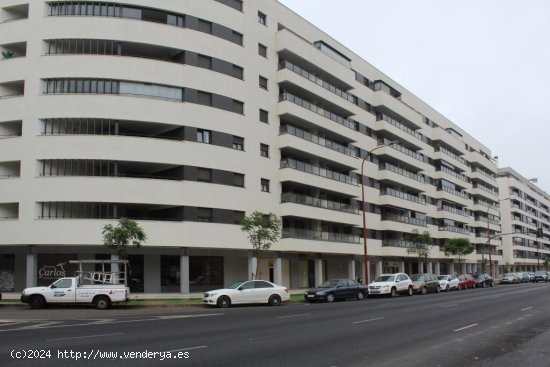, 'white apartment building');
498,168,550,273
0,0,501,293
